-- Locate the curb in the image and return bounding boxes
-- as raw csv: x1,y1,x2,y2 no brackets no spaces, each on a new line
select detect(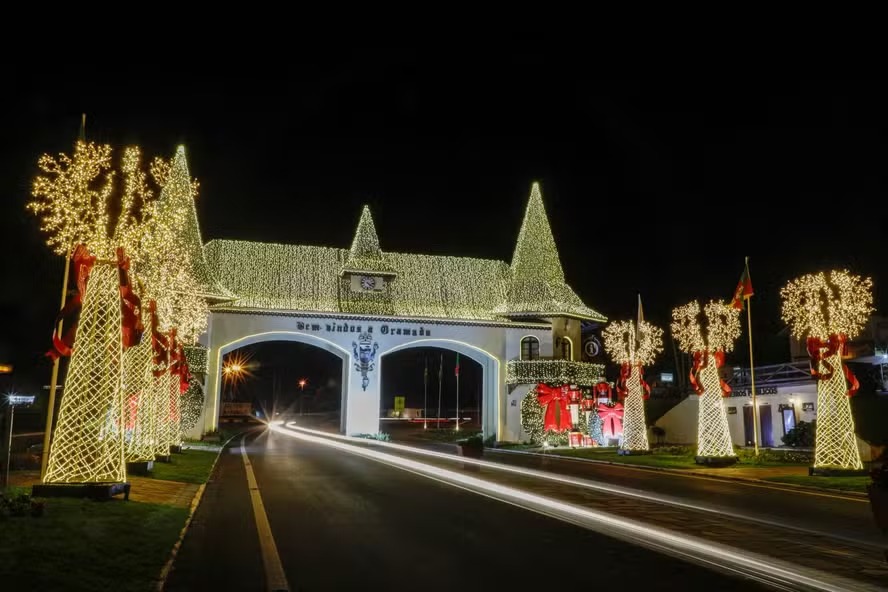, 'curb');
155,432,242,592
489,447,869,499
